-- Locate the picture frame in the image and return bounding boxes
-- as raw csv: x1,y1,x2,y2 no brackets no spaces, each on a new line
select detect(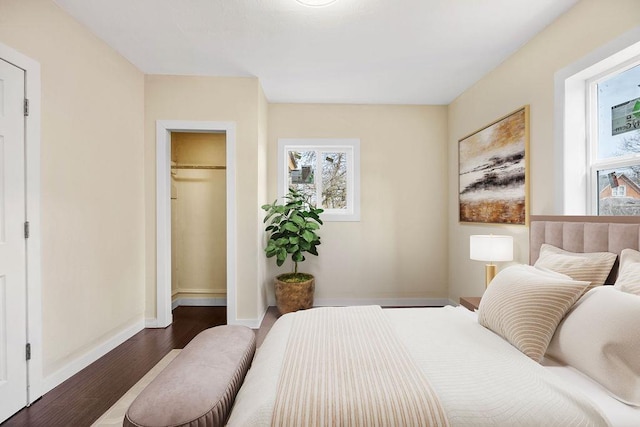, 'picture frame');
458,106,529,225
